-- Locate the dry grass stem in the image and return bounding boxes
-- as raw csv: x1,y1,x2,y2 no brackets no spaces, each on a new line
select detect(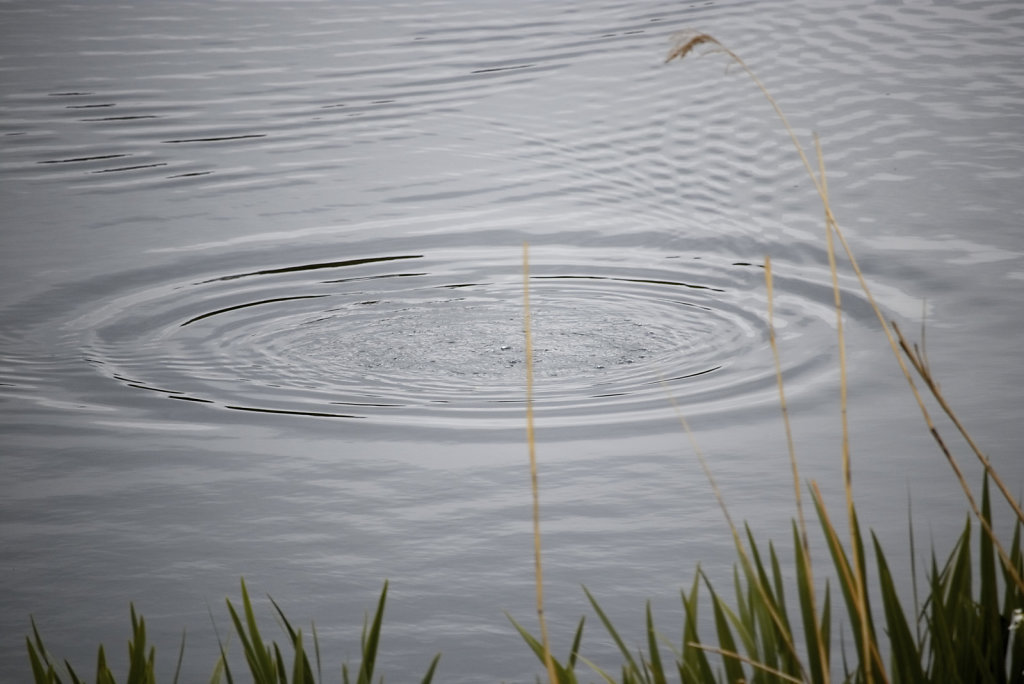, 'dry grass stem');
688,644,805,684
893,322,1024,527
816,134,871,684
664,390,809,682
893,323,1024,595
663,32,721,63
765,256,829,682
668,33,882,683
810,482,889,675
669,30,1024,675
522,242,558,684
765,257,804,535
